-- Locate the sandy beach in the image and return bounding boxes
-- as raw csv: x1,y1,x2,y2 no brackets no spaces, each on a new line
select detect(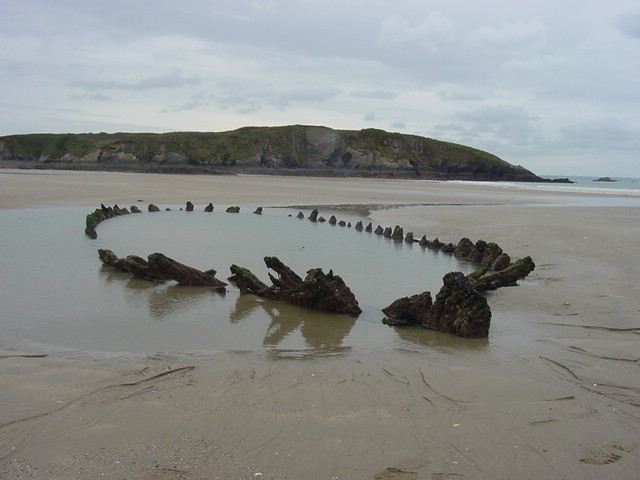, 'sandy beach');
1,169,639,480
